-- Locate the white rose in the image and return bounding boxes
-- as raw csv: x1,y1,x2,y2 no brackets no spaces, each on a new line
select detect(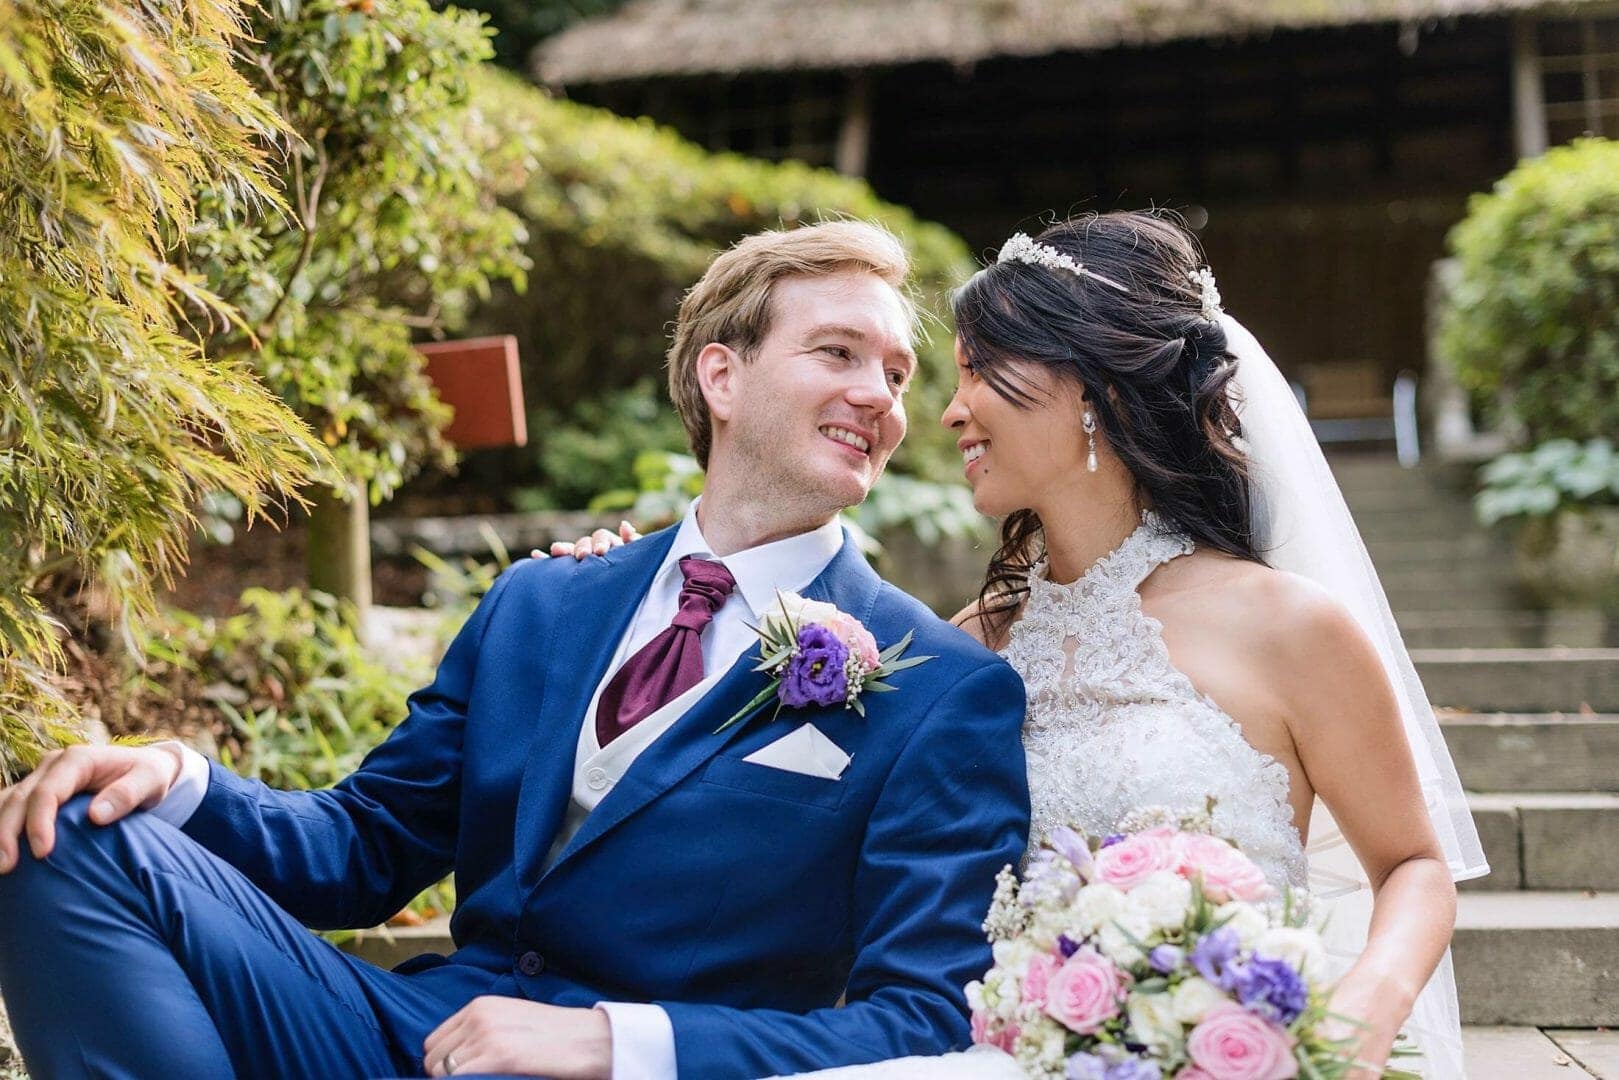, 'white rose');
991,936,1039,975
1126,990,1186,1058
1214,900,1268,947
979,968,1021,1020
767,592,841,634
1097,906,1154,967
1069,883,1129,935
1255,926,1330,985
1024,904,1075,951
1170,976,1230,1024
1130,870,1193,932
